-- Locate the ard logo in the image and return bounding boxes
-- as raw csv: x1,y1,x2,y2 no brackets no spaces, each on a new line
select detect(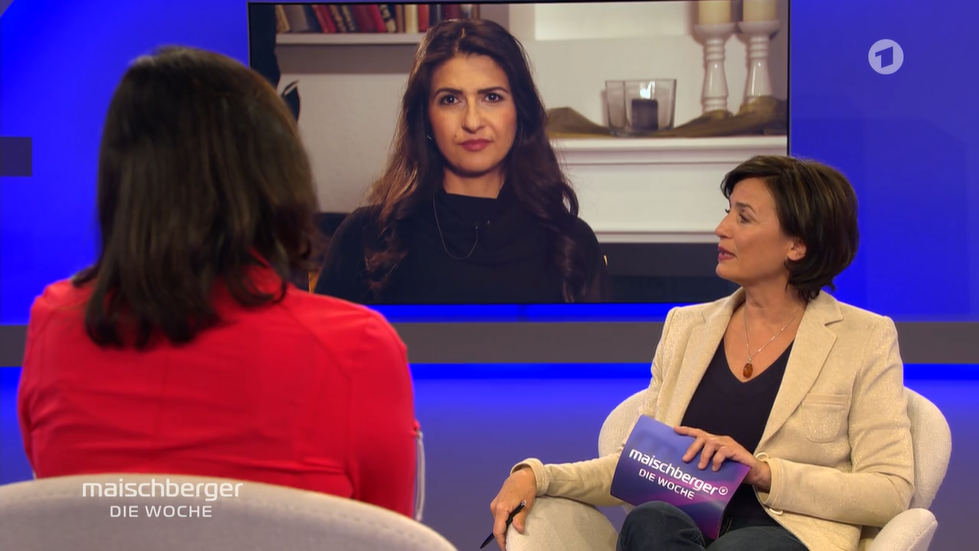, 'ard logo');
869,39,904,75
